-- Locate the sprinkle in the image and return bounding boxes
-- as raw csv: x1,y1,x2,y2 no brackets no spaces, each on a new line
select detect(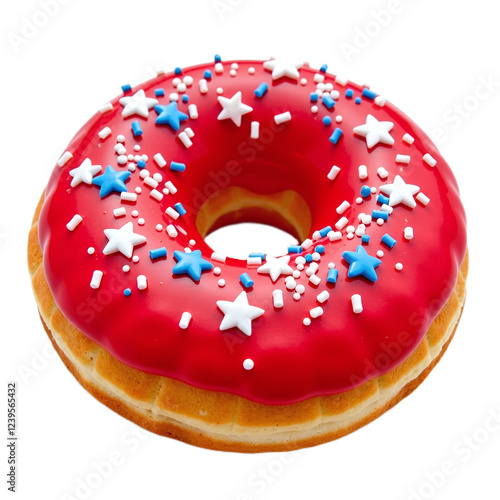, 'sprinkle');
250,121,260,139
150,189,163,202
120,192,137,203
124,288,132,297
185,127,195,138
310,306,323,318
309,274,321,286
170,161,186,172
306,262,319,276
199,79,208,94
57,151,73,167
218,279,225,287
144,177,158,189
361,234,370,243
174,67,183,75
335,76,348,86
98,126,112,140
240,273,254,288
155,88,165,97
121,84,132,93
403,133,415,145
372,210,389,221
122,265,130,273
165,207,180,220
395,263,404,271
351,294,363,314
156,224,163,232
323,116,332,126
381,204,393,214
305,254,313,263
301,238,313,250
215,62,223,74
285,277,297,290
311,105,318,113
335,217,348,230
243,358,254,370
377,167,389,179
310,92,319,102
404,227,414,240
153,153,167,168
254,82,269,98
329,128,343,144
66,214,82,231
274,111,292,125
423,153,437,167
360,185,371,198
166,224,178,238
178,131,193,148
179,312,192,329
117,155,128,165
303,318,311,326
345,89,354,99
328,230,342,242
213,267,221,276
183,75,194,86
174,202,187,216
165,181,177,194
362,88,376,100
327,268,339,284
315,245,325,254
293,293,301,301
137,275,147,290
113,207,126,218
319,226,333,238
375,96,386,107
150,247,167,260
322,95,335,109
153,173,163,182
377,250,384,258
358,164,368,180
186,105,198,121
381,233,397,248
246,256,262,266
327,165,341,180
317,291,330,303
314,73,325,83
416,192,430,206
355,97,362,104
131,210,139,217
336,200,350,214
131,121,143,136
249,252,266,260
211,252,227,263
99,102,113,114
377,194,390,205
288,245,302,253
396,154,411,164
90,270,103,289
88,247,95,255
